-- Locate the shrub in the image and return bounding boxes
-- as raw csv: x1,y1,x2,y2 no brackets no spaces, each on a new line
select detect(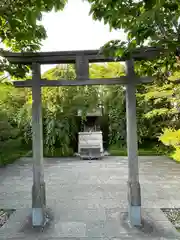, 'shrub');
0,138,29,166
159,128,180,162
